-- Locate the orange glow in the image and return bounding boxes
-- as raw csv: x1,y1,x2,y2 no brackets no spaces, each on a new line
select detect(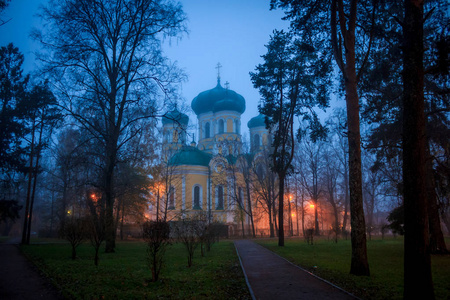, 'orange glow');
90,193,98,203
310,204,315,209
291,213,295,217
